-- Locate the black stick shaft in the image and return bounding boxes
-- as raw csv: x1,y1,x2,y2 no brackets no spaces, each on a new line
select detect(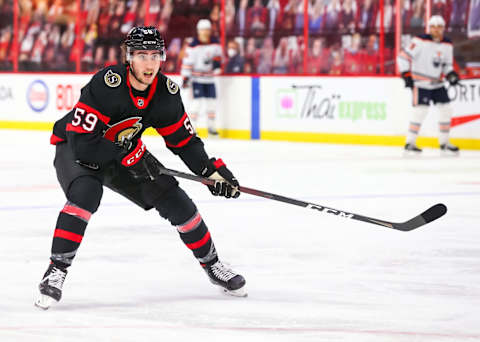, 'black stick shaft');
158,166,446,231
